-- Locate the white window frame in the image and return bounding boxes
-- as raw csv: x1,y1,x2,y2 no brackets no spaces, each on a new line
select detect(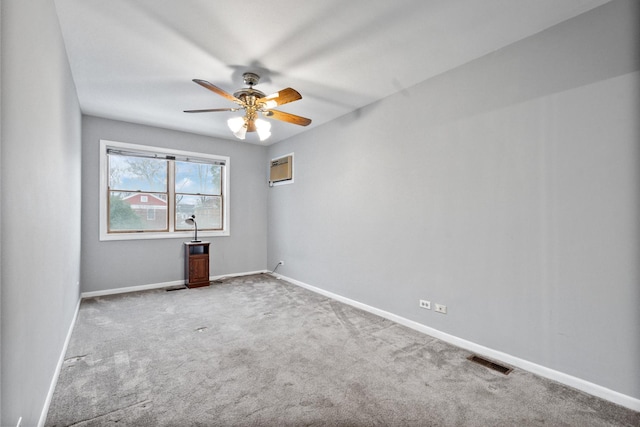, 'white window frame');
100,139,230,241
